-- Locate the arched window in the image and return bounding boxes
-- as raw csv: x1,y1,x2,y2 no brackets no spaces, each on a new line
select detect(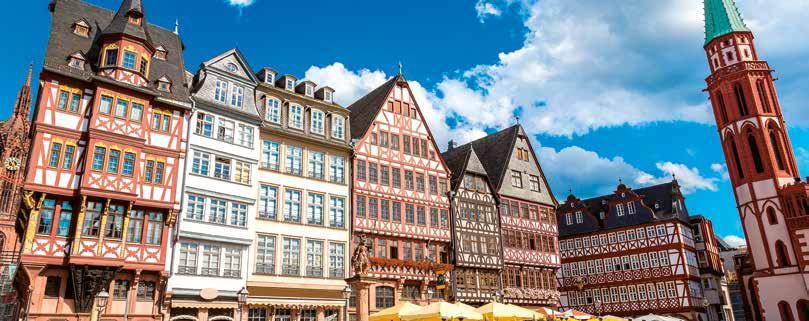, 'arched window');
375,286,394,308
780,301,795,321
767,208,778,225
757,80,772,113
715,91,729,123
797,299,809,321
775,240,791,267
768,124,787,172
730,140,745,179
734,83,750,116
747,132,765,173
